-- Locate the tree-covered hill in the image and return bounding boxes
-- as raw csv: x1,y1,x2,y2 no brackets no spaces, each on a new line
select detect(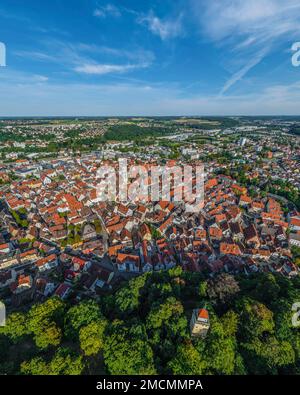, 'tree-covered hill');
1,269,300,375
105,124,173,141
